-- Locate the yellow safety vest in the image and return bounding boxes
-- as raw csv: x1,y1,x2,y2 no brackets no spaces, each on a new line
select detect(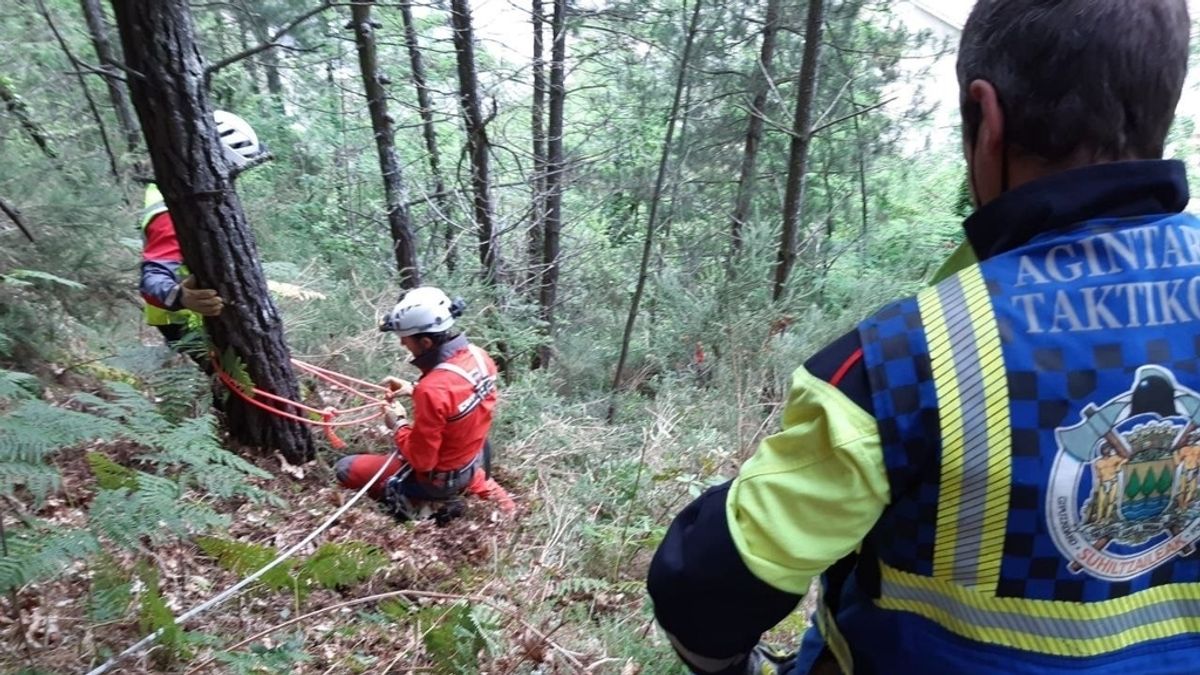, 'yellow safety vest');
140,183,194,326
